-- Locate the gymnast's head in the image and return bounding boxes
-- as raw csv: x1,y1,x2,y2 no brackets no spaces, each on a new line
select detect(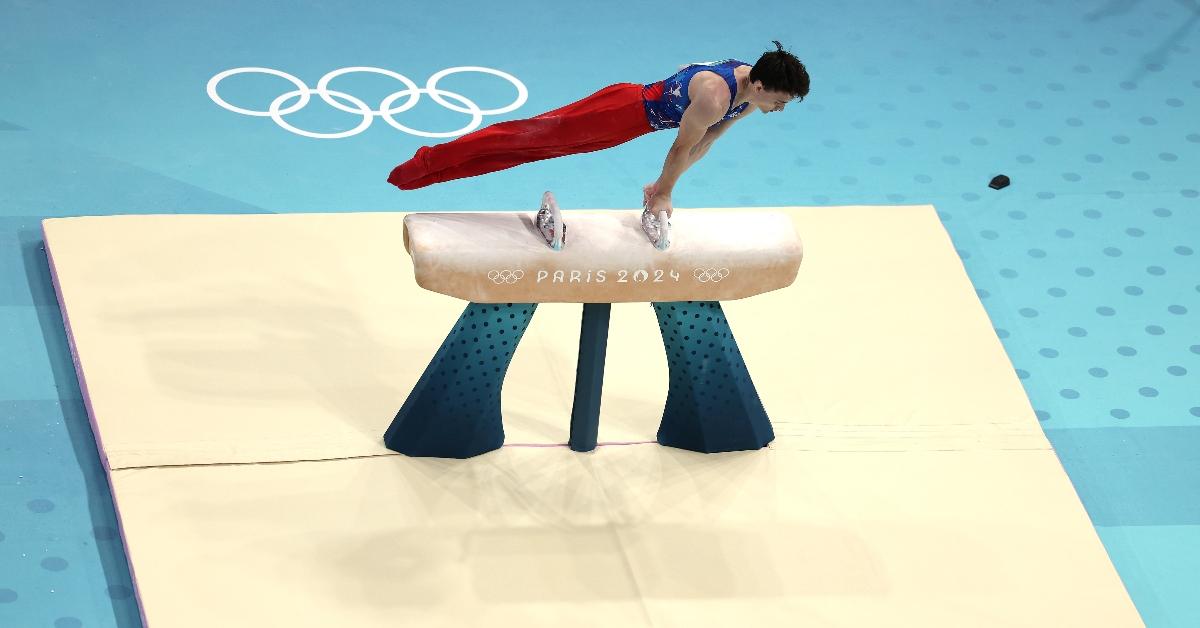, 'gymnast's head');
748,40,810,114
